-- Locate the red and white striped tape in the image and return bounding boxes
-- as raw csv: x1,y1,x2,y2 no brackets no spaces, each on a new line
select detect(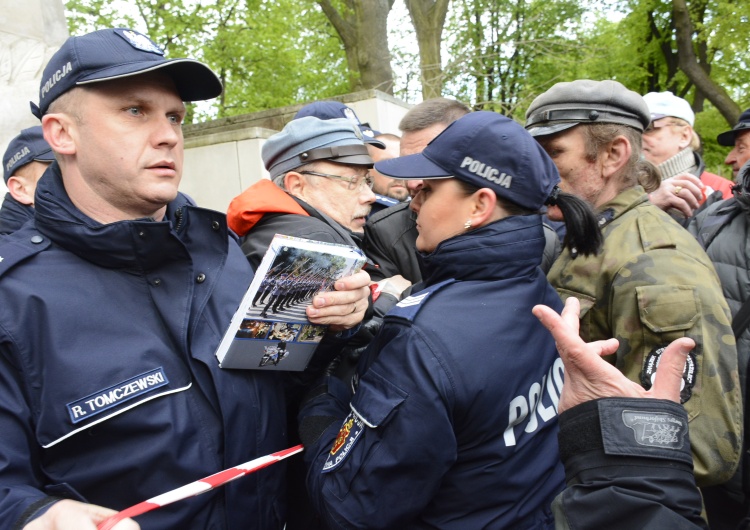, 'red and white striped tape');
97,444,304,530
